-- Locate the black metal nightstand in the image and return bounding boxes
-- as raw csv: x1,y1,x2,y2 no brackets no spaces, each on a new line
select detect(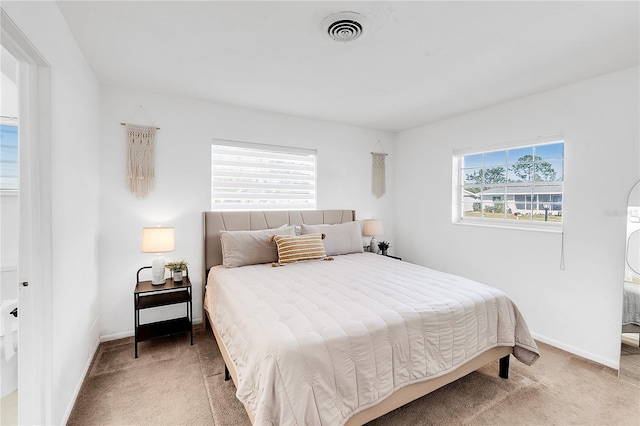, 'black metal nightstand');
134,267,193,358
